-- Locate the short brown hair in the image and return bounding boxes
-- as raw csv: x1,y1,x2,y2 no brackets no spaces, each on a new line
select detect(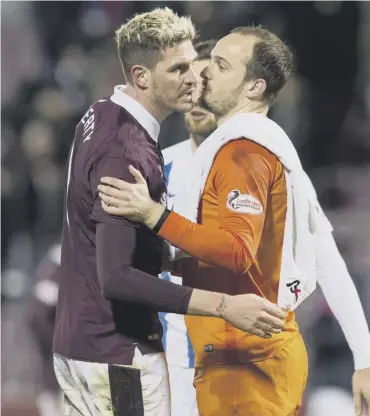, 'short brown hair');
115,7,196,83
231,26,294,106
194,39,217,61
